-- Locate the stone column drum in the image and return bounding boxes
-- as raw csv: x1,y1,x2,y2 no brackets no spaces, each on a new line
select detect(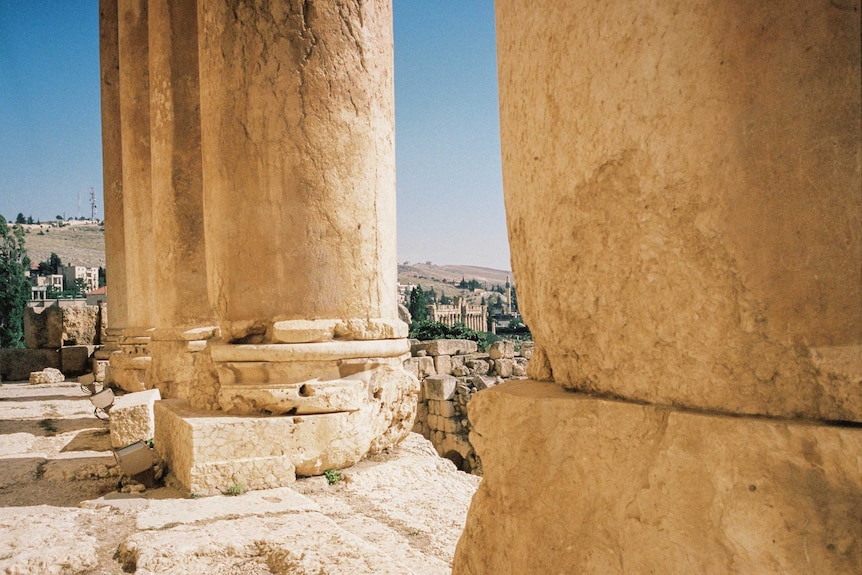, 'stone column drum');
454,1,861,573
147,0,219,408
152,0,417,495
107,0,156,392
97,0,126,384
